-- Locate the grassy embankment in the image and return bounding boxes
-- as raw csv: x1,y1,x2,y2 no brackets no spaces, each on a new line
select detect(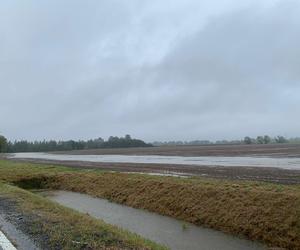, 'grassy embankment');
0,183,166,250
0,161,167,250
0,160,300,249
